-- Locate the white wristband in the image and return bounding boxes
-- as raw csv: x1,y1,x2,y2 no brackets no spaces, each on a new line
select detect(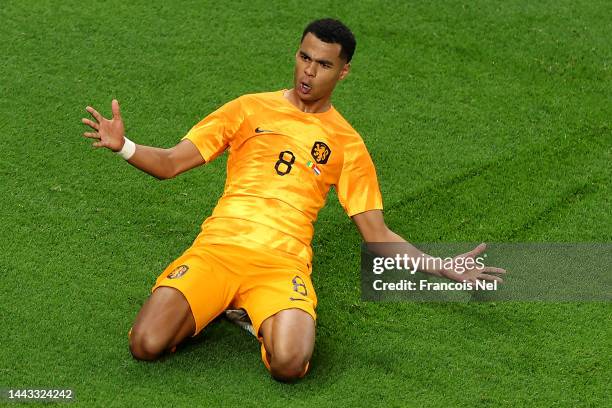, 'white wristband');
117,137,136,160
